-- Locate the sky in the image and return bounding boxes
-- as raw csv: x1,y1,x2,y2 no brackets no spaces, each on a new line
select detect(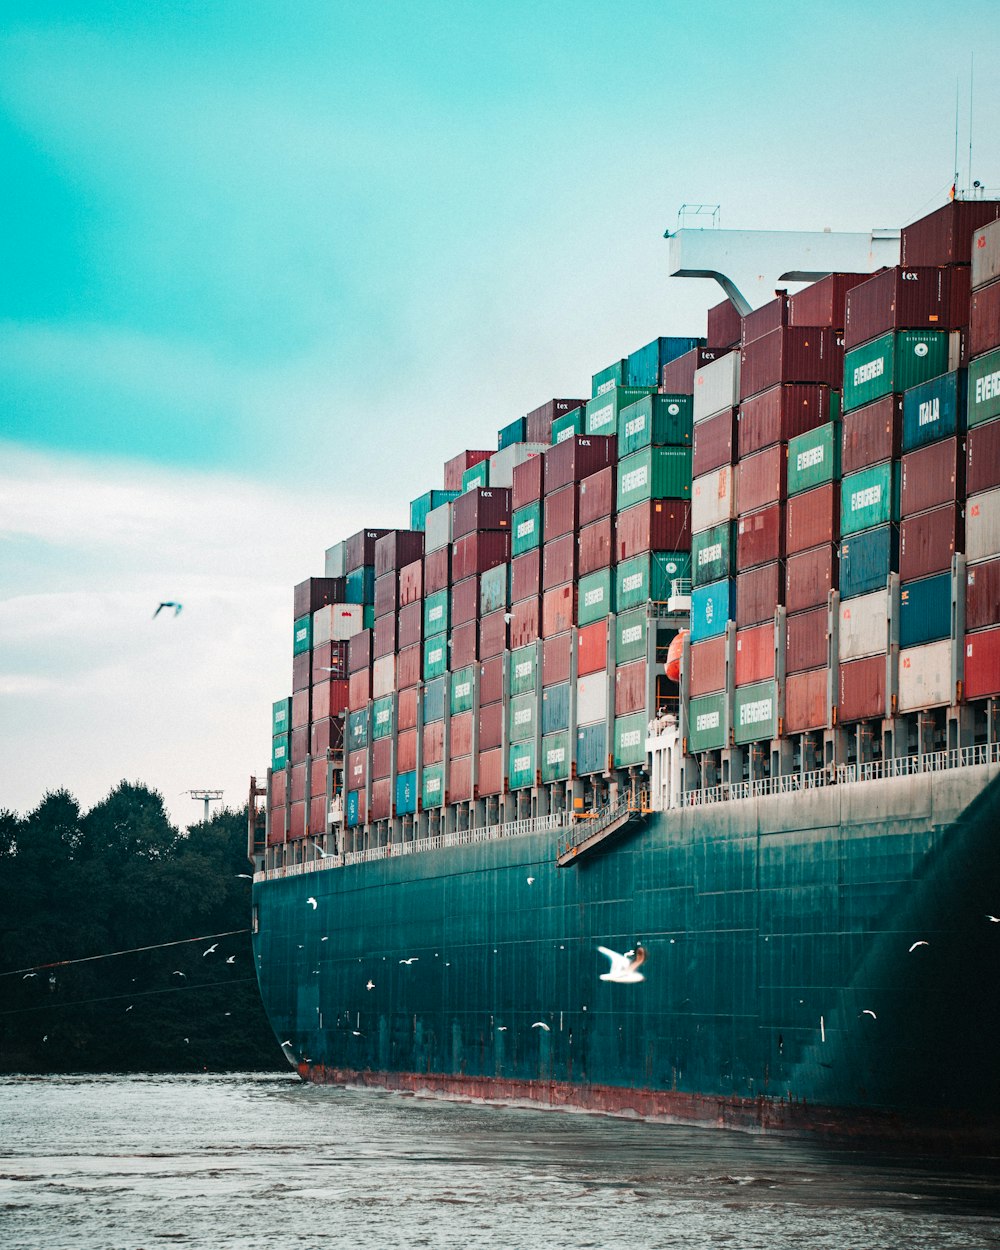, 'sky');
2,0,999,827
